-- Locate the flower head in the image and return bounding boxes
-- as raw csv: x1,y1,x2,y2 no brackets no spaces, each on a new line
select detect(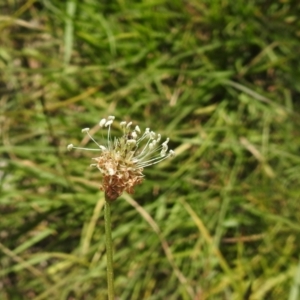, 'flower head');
68,116,174,201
